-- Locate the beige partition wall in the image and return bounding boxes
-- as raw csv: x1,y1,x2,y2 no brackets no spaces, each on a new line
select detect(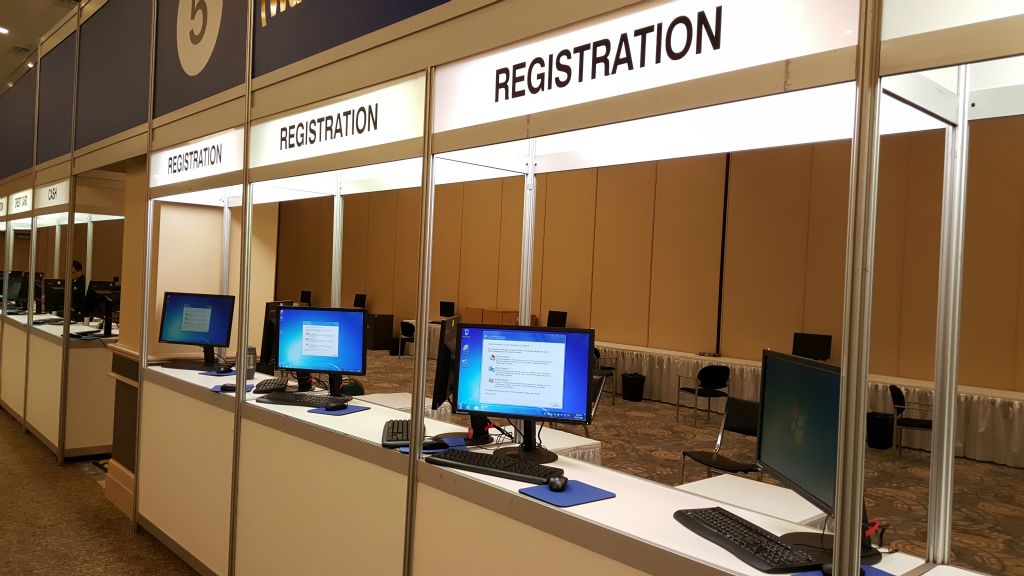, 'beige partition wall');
229,203,279,351
591,163,656,345
393,188,422,328
431,183,463,319
720,145,815,360
366,191,398,314
277,195,335,307
497,176,526,312
458,179,503,313
647,155,726,353
961,117,1024,392
118,157,148,351
540,169,598,329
